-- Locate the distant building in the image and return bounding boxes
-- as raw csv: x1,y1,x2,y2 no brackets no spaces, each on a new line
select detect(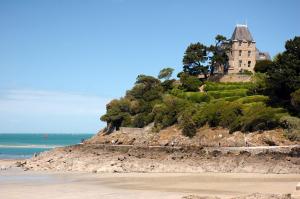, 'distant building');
227,24,270,74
